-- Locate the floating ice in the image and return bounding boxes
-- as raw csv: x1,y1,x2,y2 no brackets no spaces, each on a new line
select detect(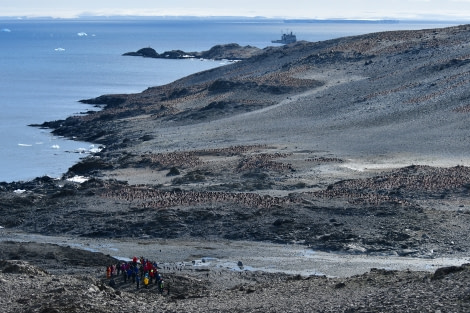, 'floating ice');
77,32,87,37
